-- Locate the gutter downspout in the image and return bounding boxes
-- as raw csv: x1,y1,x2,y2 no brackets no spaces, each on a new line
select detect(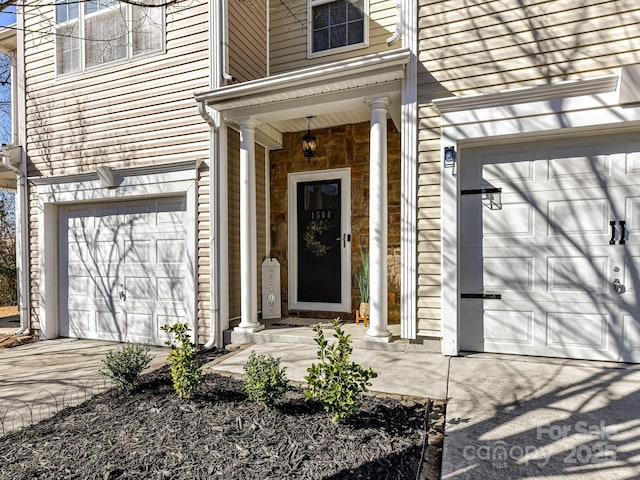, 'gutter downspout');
221,0,235,82
198,103,220,349
386,0,402,46
201,0,222,349
1,147,29,334
10,9,30,335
